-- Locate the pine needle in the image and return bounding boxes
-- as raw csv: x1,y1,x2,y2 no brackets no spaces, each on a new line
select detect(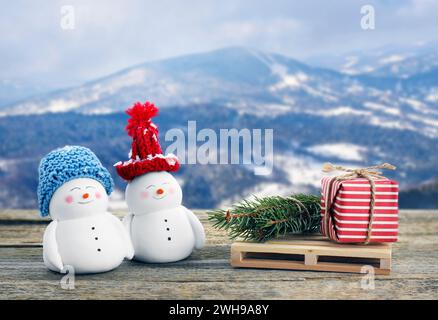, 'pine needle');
207,194,321,242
